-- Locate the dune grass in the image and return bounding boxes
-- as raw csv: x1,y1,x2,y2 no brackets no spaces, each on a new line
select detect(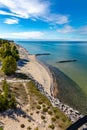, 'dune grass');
26,81,72,129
